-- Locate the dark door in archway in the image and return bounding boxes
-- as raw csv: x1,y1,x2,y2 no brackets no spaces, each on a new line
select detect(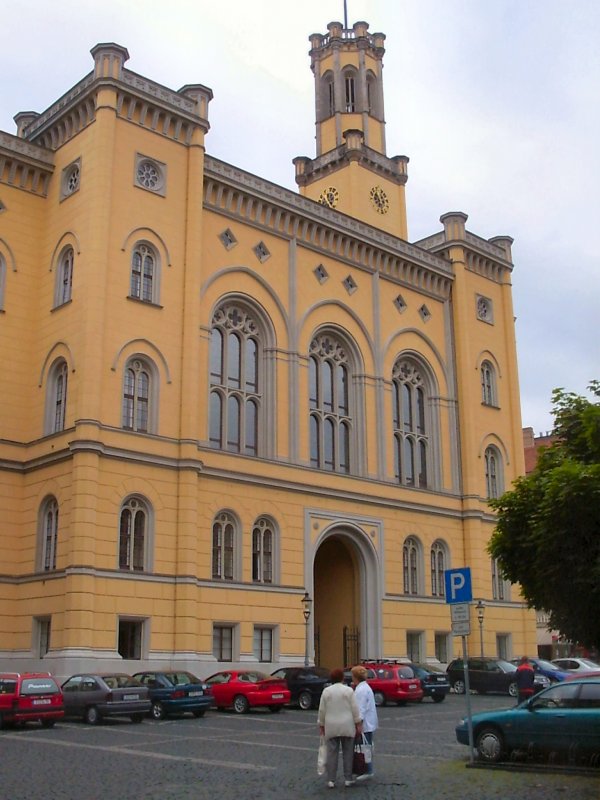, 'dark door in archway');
313,535,359,669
